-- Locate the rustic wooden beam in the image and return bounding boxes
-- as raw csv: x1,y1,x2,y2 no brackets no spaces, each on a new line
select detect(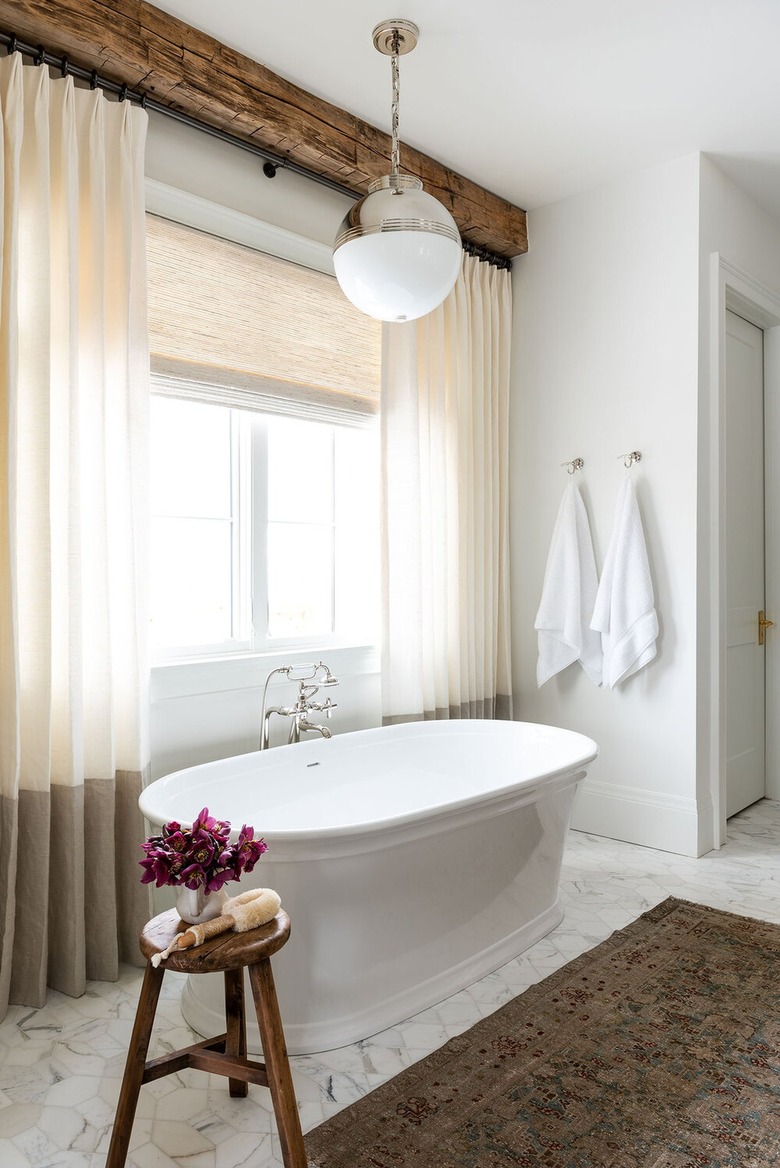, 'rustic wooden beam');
0,0,528,258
